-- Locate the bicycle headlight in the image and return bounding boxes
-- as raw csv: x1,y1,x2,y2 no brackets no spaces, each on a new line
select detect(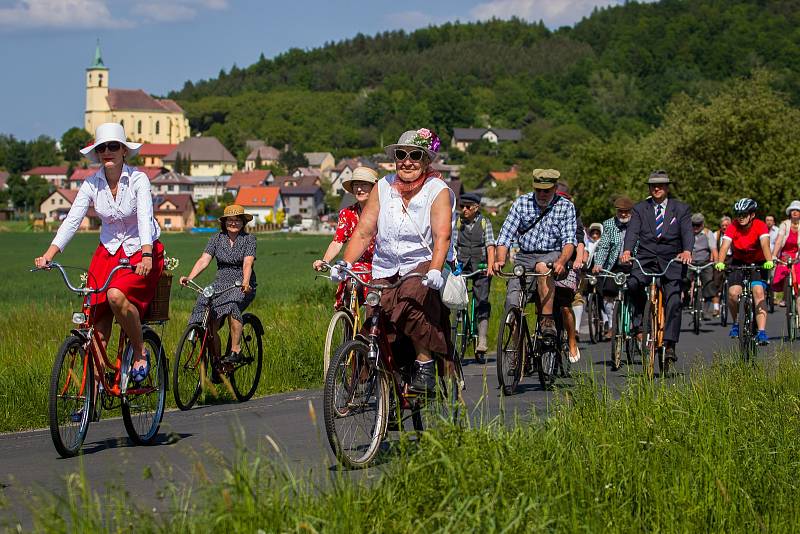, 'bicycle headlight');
588,276,597,286
614,273,627,286
513,265,526,277
202,286,215,298
71,312,87,325
365,291,381,307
